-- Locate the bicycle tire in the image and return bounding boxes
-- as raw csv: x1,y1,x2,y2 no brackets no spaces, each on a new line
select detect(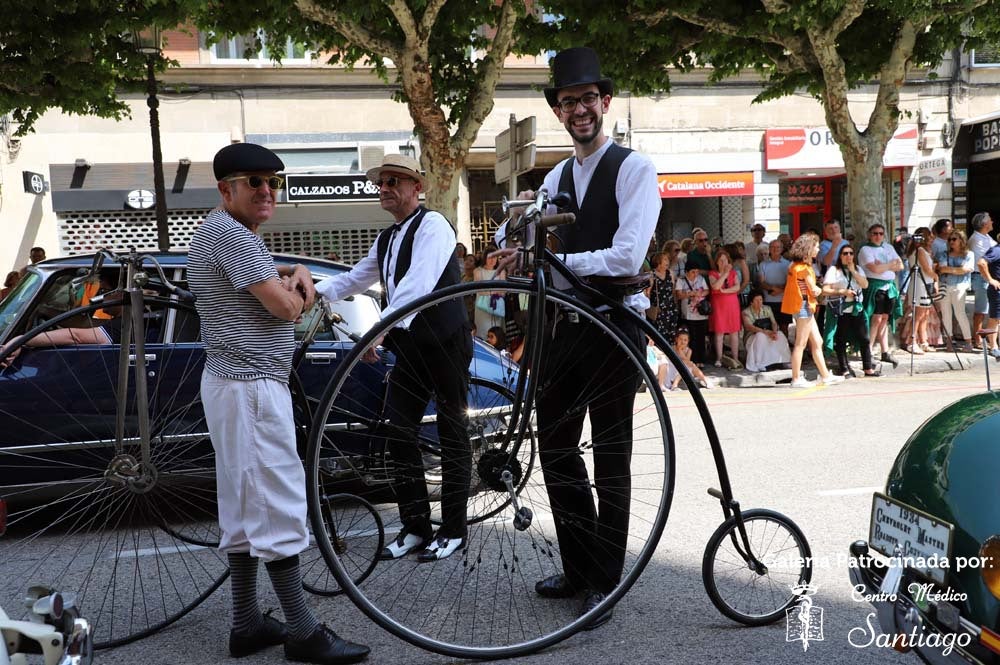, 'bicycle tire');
701,508,812,626
305,281,676,659
301,493,384,596
0,299,228,648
